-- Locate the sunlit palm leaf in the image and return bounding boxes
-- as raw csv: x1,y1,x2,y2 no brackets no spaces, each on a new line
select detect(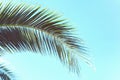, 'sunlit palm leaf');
0,3,91,74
